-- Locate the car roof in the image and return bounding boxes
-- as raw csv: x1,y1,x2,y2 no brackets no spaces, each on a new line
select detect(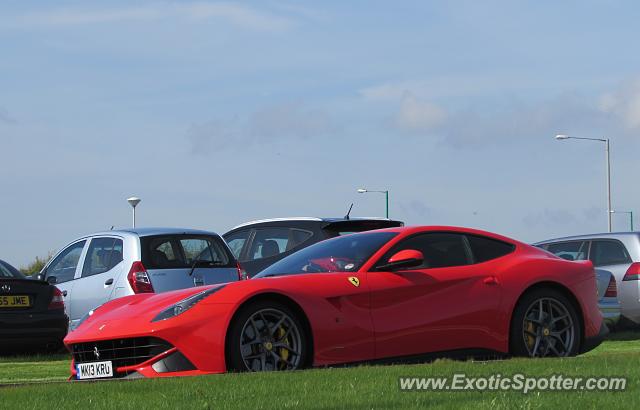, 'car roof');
78,227,221,238
355,225,522,244
534,231,640,245
228,217,400,231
